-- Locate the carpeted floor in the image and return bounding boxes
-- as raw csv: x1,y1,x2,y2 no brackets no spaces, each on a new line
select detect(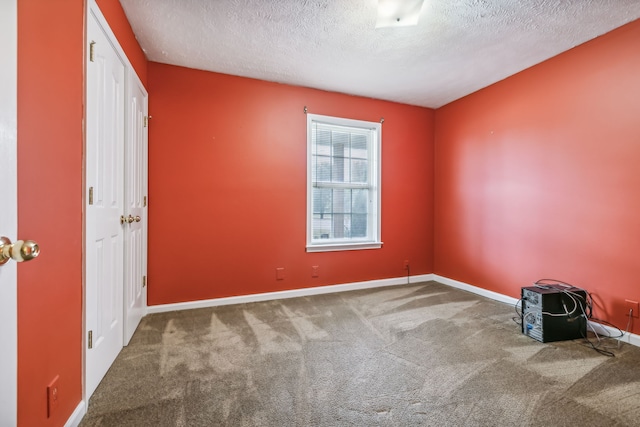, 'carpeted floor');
80,281,640,426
